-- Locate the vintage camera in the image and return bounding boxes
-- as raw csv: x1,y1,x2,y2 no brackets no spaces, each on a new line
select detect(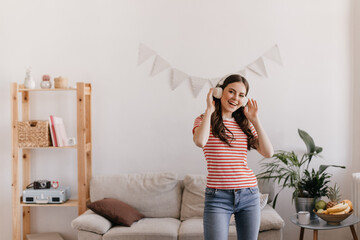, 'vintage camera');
33,180,51,189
